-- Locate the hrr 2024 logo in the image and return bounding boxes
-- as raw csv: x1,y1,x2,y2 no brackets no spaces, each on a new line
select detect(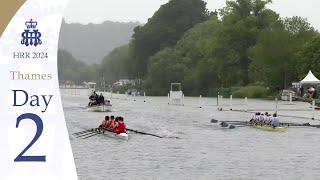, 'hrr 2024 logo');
21,19,42,47
14,19,47,59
